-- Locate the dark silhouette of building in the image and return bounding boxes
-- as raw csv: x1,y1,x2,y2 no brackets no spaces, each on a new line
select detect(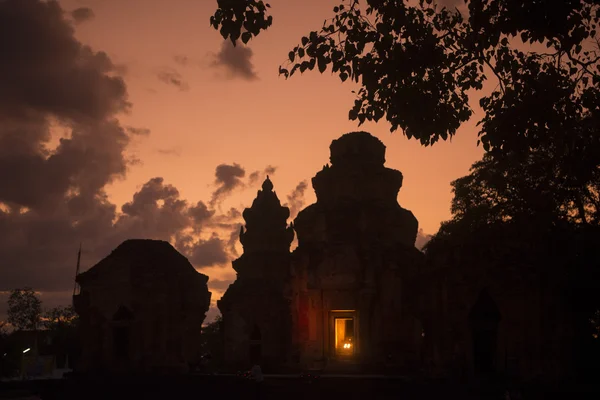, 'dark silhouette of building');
219,131,579,380
73,239,211,373
219,132,426,372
